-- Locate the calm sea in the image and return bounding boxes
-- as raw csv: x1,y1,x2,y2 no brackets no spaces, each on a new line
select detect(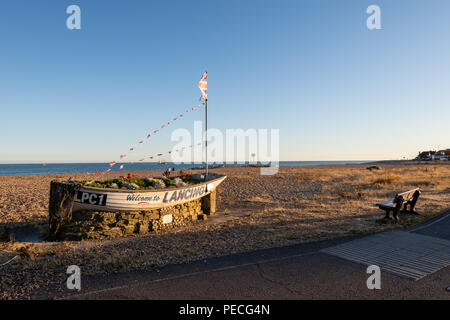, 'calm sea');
0,161,370,177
